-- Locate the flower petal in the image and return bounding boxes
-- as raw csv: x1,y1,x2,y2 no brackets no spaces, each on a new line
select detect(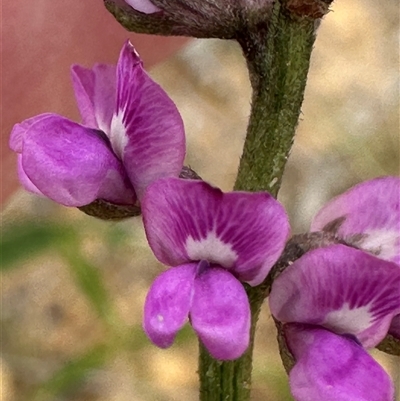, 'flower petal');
70,63,116,133
190,266,250,360
311,177,400,265
17,154,44,196
269,245,400,348
143,263,196,348
9,113,54,152
125,0,161,13
110,41,185,199
285,323,394,401
21,114,136,206
142,178,289,285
